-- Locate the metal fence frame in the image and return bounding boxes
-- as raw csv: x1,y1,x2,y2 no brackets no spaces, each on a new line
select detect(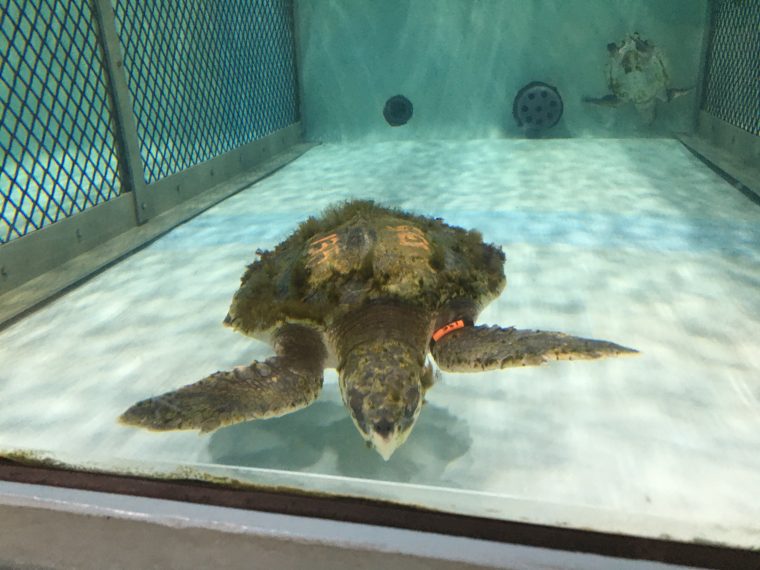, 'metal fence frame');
678,0,759,205
701,0,760,137
0,0,304,315
0,1,125,245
